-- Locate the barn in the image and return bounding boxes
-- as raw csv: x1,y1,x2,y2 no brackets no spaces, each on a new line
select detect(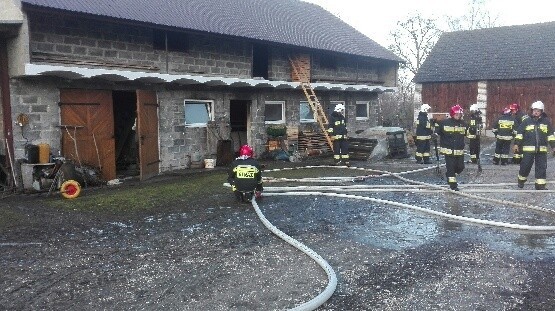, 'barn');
414,21,555,129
